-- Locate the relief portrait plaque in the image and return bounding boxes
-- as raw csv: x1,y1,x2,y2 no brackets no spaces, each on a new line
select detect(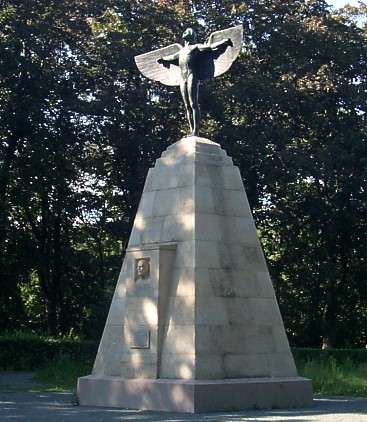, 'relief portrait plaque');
135,258,150,282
